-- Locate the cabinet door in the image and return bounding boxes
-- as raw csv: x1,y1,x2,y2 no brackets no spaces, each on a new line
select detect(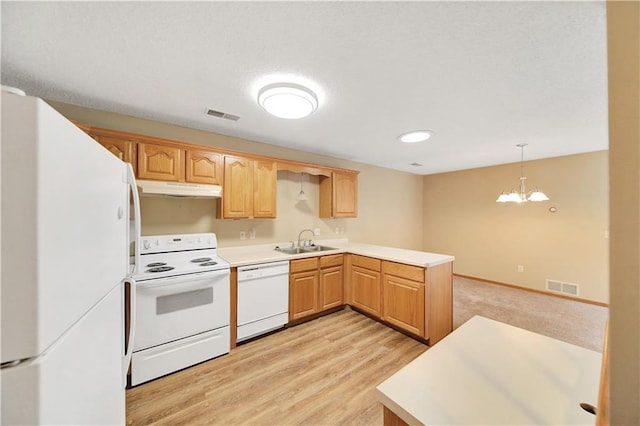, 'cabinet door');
319,171,358,218
93,135,137,174
186,149,221,185
332,171,358,218
289,271,319,320
223,156,253,218
350,265,381,317
320,265,343,310
382,274,425,336
253,160,277,218
137,143,184,182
